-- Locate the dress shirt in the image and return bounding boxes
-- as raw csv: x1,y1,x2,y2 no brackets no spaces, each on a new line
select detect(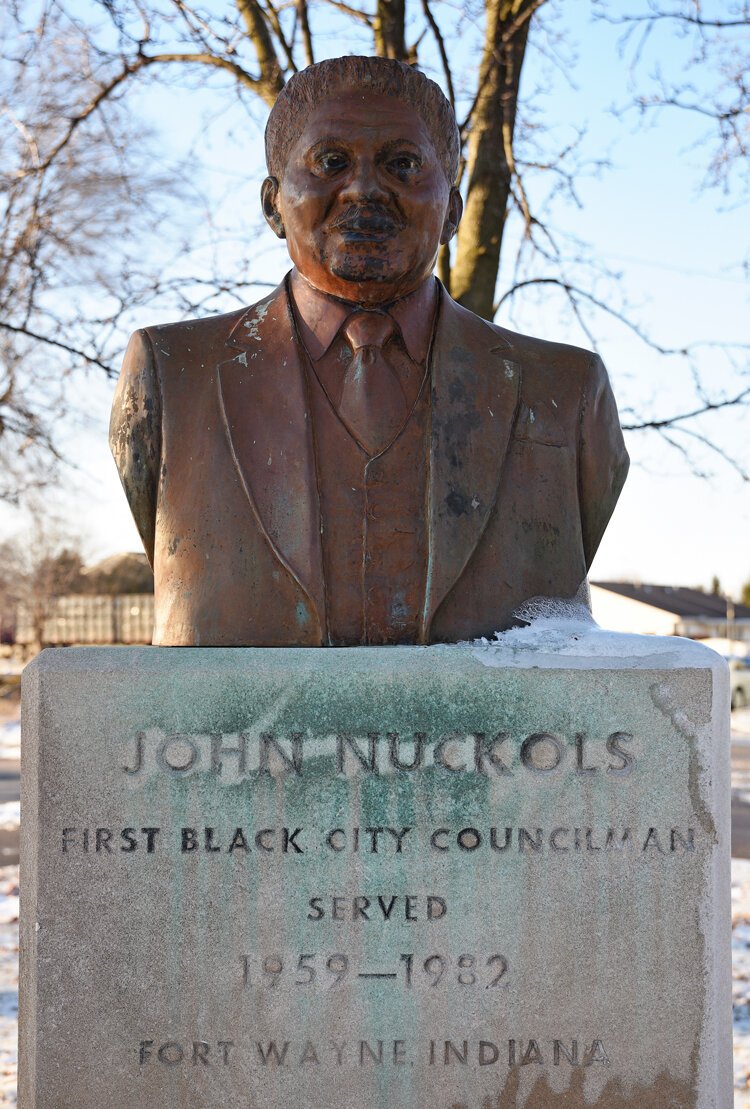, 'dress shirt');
288,271,439,645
